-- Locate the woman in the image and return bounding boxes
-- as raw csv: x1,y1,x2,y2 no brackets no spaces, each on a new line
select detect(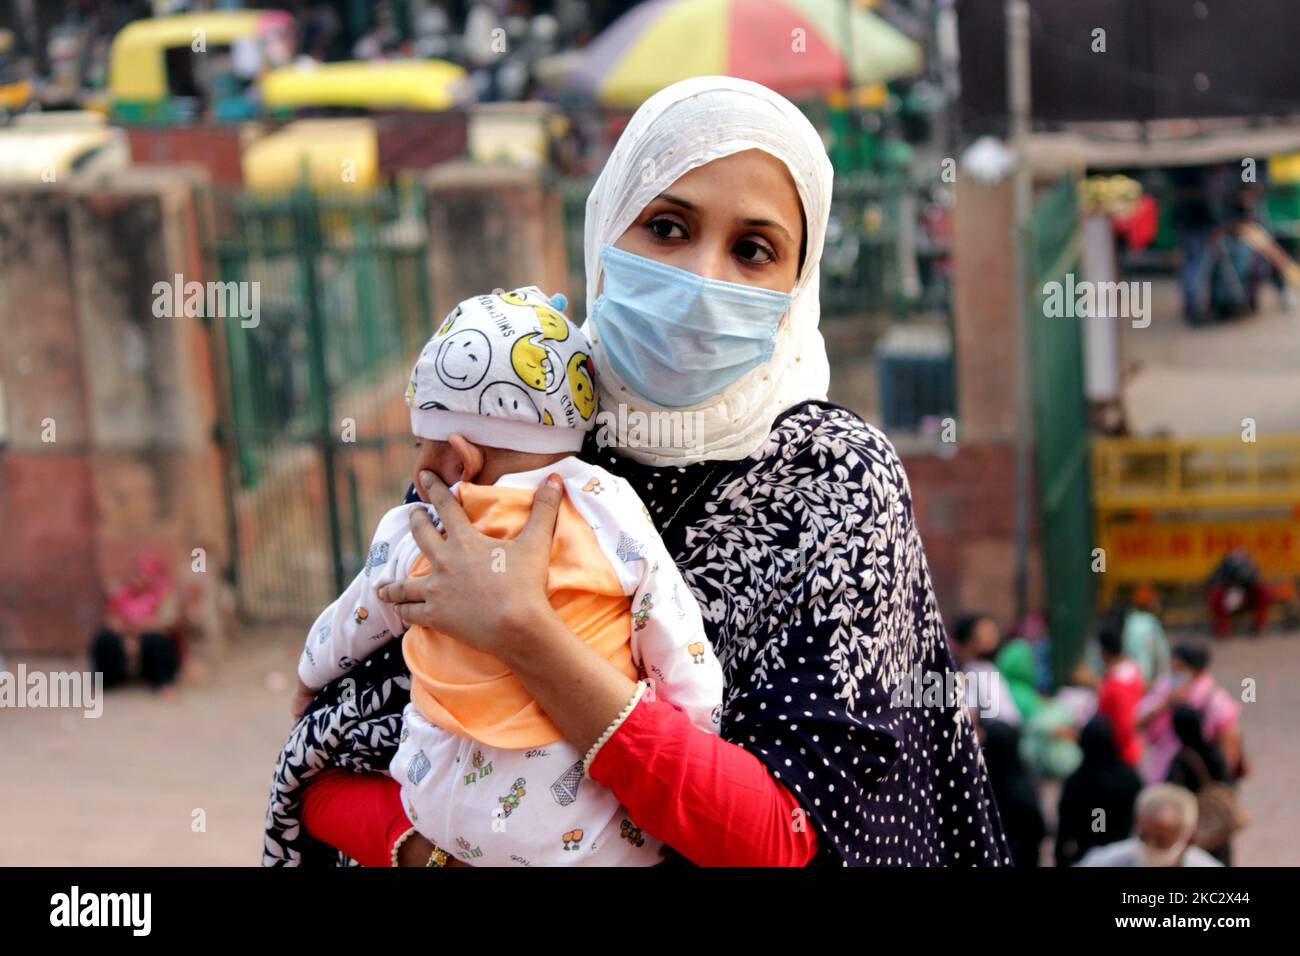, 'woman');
1166,703,1235,865
979,720,1045,867
1137,641,1244,785
996,636,1082,780
91,553,184,691
1166,704,1231,793
1055,716,1143,867
264,76,1010,867
1121,585,1171,686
